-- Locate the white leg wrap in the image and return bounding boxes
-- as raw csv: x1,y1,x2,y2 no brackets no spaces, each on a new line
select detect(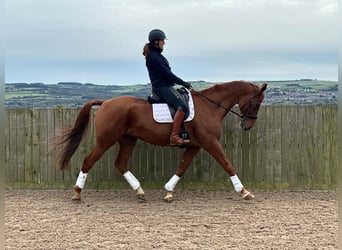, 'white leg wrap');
75,171,88,189
230,175,243,192
164,175,180,191
123,171,140,190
